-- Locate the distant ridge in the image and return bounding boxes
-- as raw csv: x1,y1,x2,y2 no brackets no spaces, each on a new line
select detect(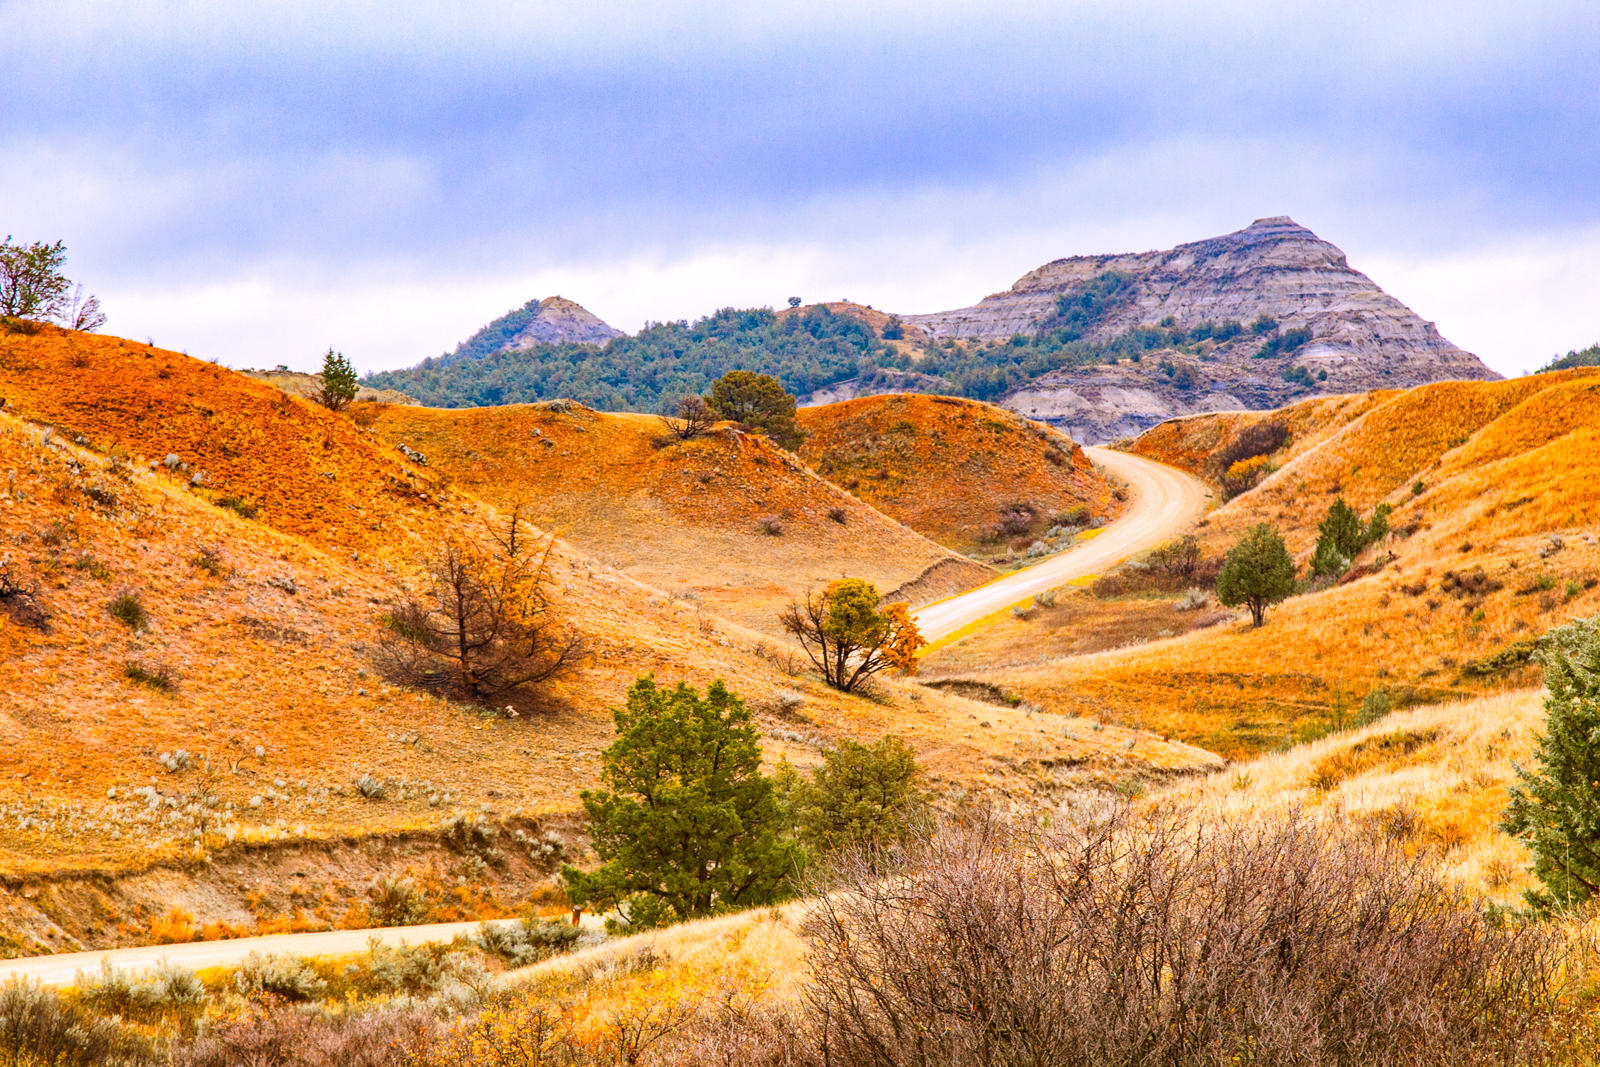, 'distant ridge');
443,295,623,365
